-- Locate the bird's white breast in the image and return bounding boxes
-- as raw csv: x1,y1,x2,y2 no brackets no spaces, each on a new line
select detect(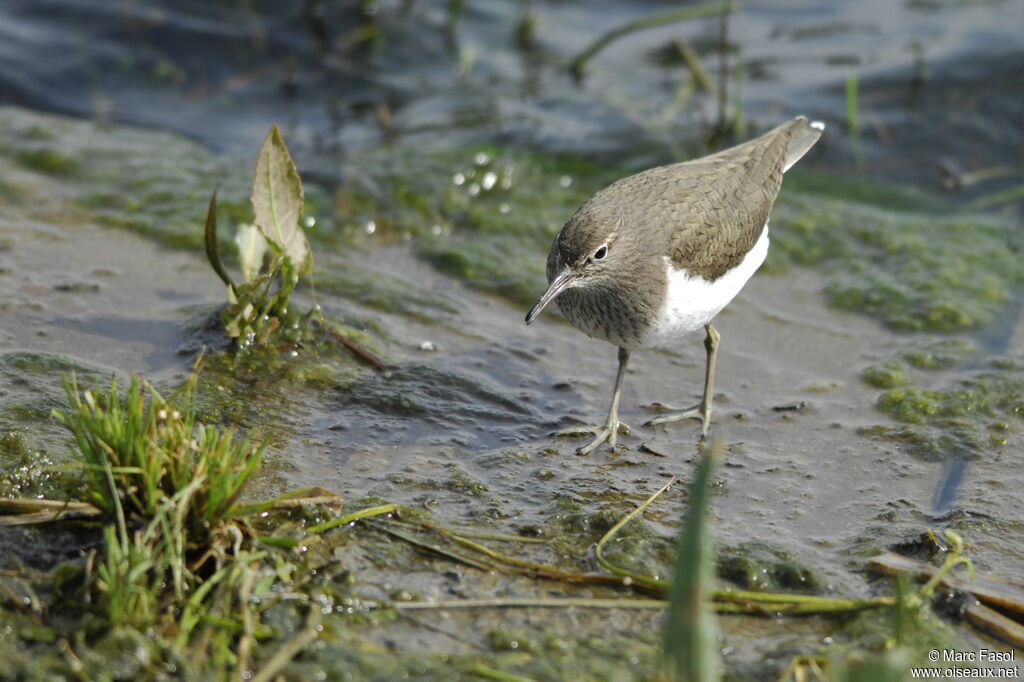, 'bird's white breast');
640,224,769,349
